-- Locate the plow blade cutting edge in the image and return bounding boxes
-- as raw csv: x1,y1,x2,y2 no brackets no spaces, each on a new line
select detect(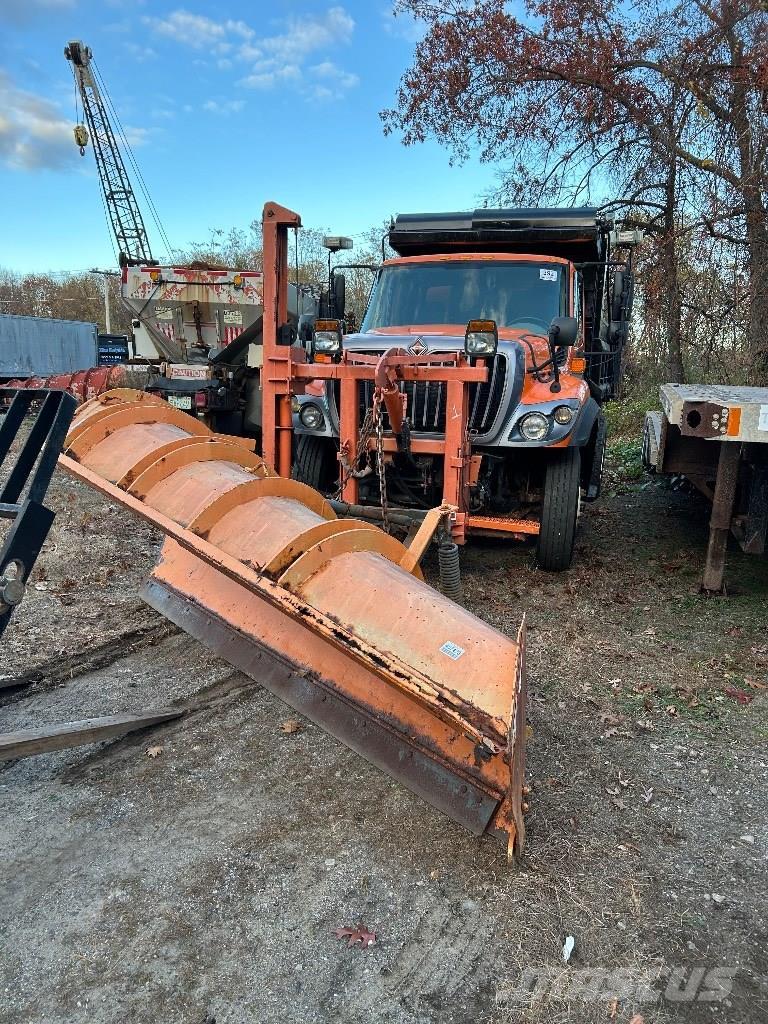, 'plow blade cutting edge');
60,389,528,855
